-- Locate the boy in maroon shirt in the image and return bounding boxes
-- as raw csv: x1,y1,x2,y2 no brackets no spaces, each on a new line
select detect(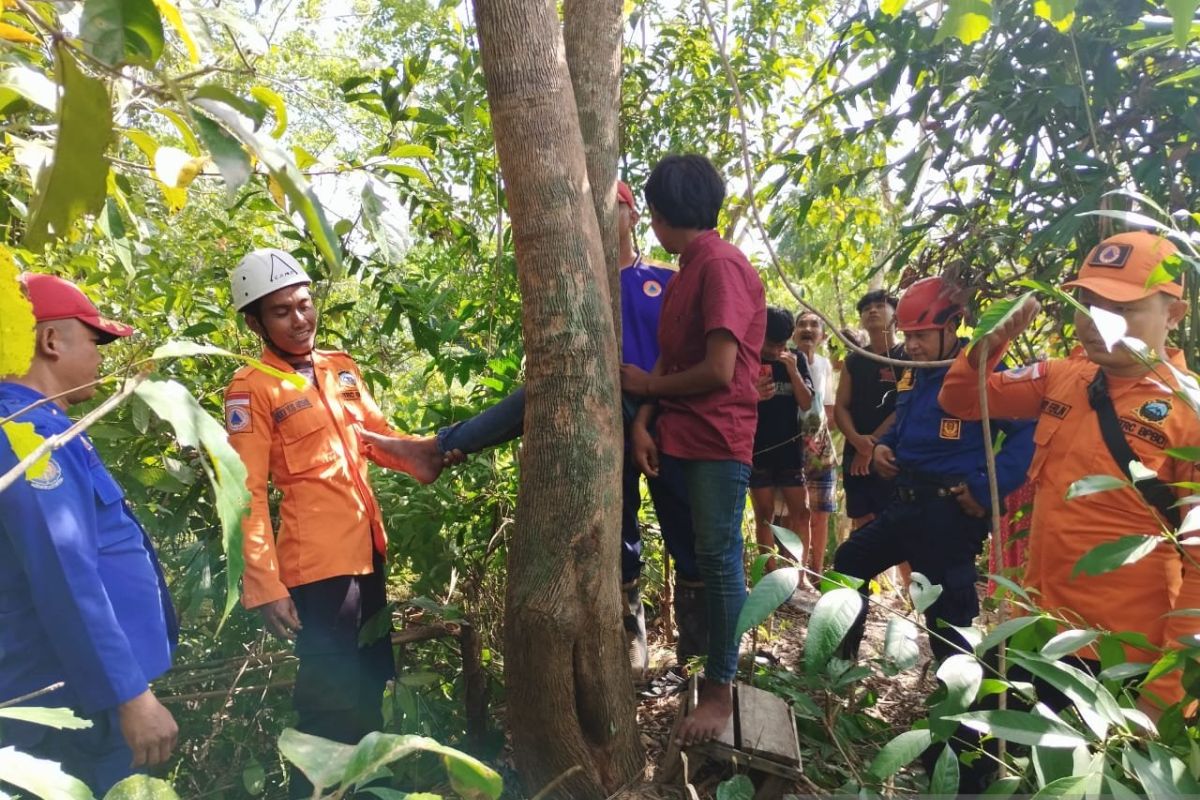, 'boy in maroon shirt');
621,154,766,745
